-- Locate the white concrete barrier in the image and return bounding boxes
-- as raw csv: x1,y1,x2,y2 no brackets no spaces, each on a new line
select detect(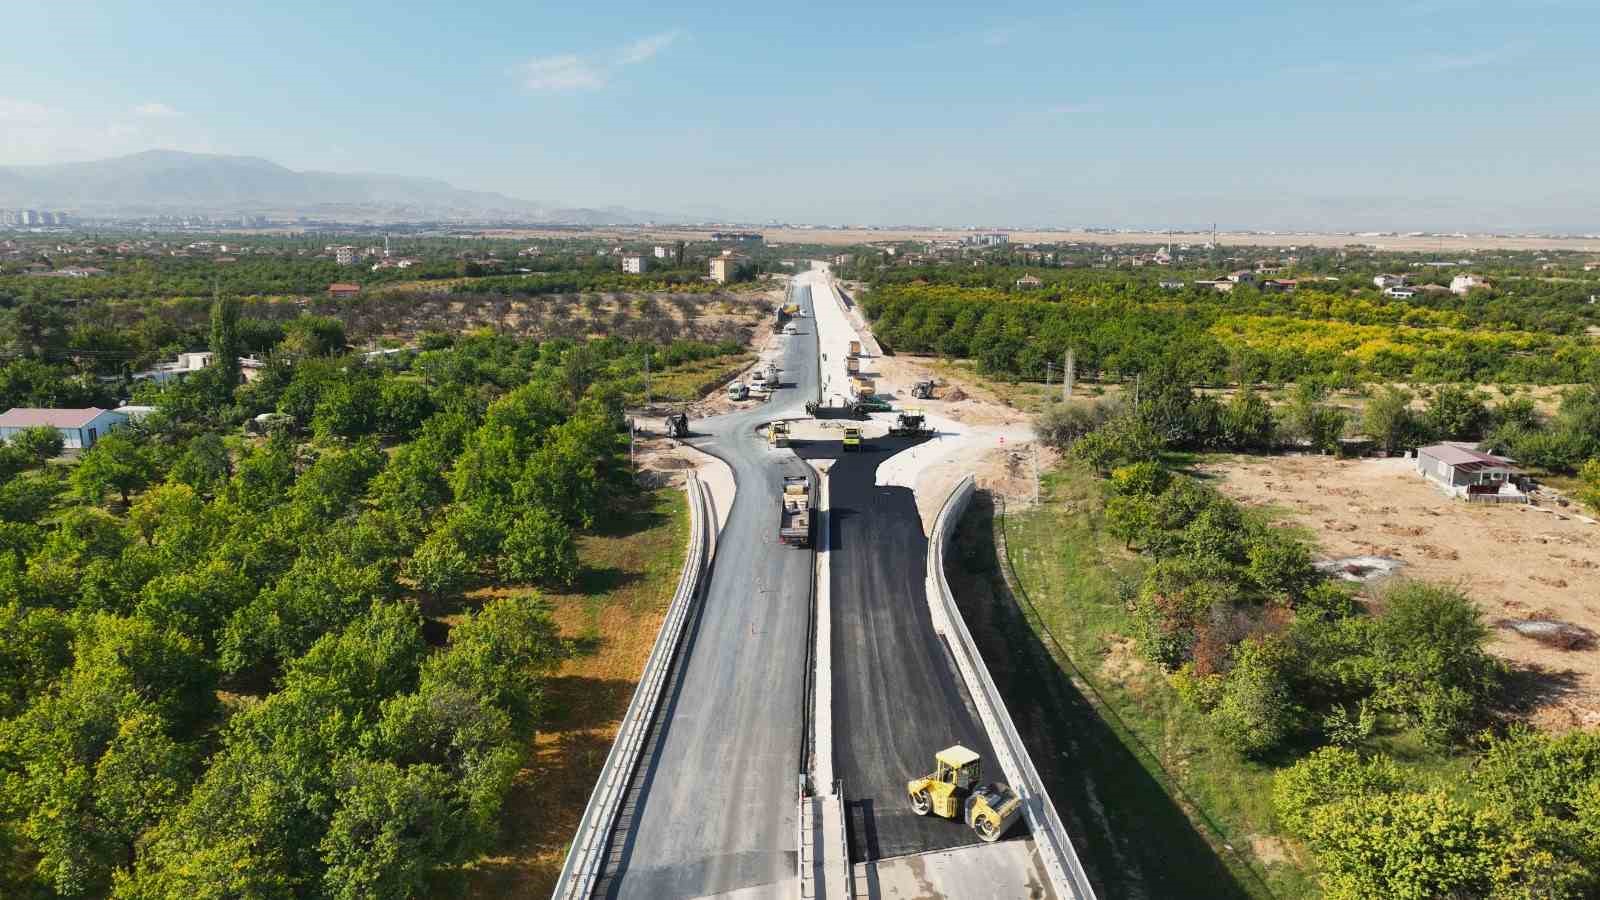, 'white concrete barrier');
925,476,1097,900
